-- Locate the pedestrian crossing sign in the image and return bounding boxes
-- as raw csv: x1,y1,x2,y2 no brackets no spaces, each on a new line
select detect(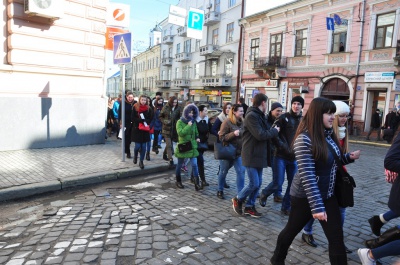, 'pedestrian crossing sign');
113,32,131,64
